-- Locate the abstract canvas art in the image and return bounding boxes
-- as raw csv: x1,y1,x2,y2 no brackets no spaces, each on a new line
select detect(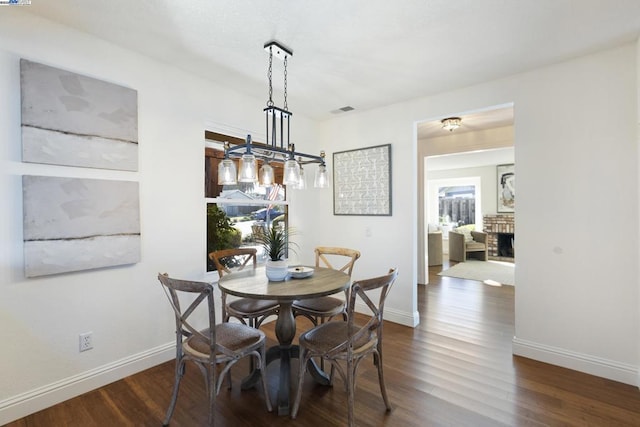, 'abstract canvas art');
333,144,392,216
20,59,138,171
23,175,141,277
